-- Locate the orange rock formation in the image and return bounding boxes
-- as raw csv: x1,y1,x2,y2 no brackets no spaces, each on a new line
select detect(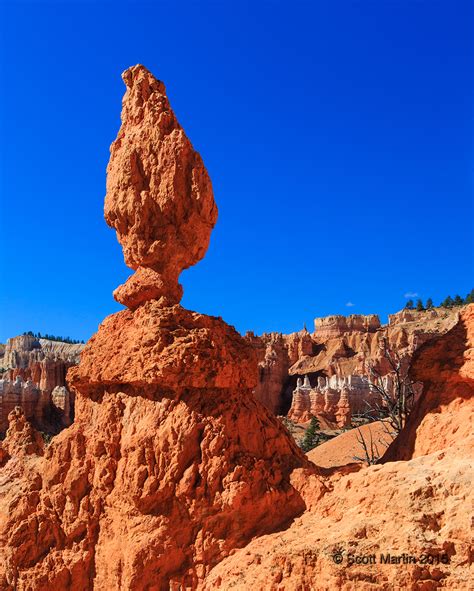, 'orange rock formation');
0,64,471,591
105,65,217,309
0,65,313,590
203,305,474,589
0,335,83,432
250,308,459,423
